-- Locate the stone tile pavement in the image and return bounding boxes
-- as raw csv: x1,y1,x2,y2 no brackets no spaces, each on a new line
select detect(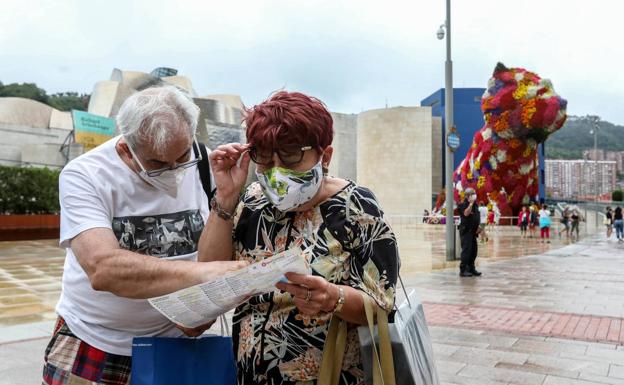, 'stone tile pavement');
1,229,623,384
